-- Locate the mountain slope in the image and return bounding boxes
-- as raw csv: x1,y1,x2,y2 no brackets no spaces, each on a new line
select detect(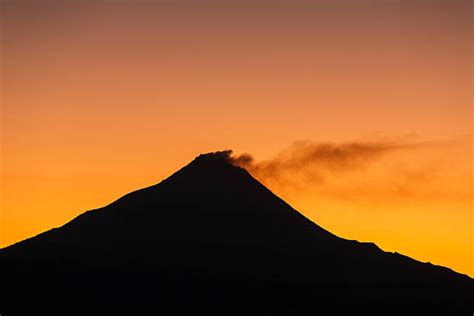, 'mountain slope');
1,151,473,315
